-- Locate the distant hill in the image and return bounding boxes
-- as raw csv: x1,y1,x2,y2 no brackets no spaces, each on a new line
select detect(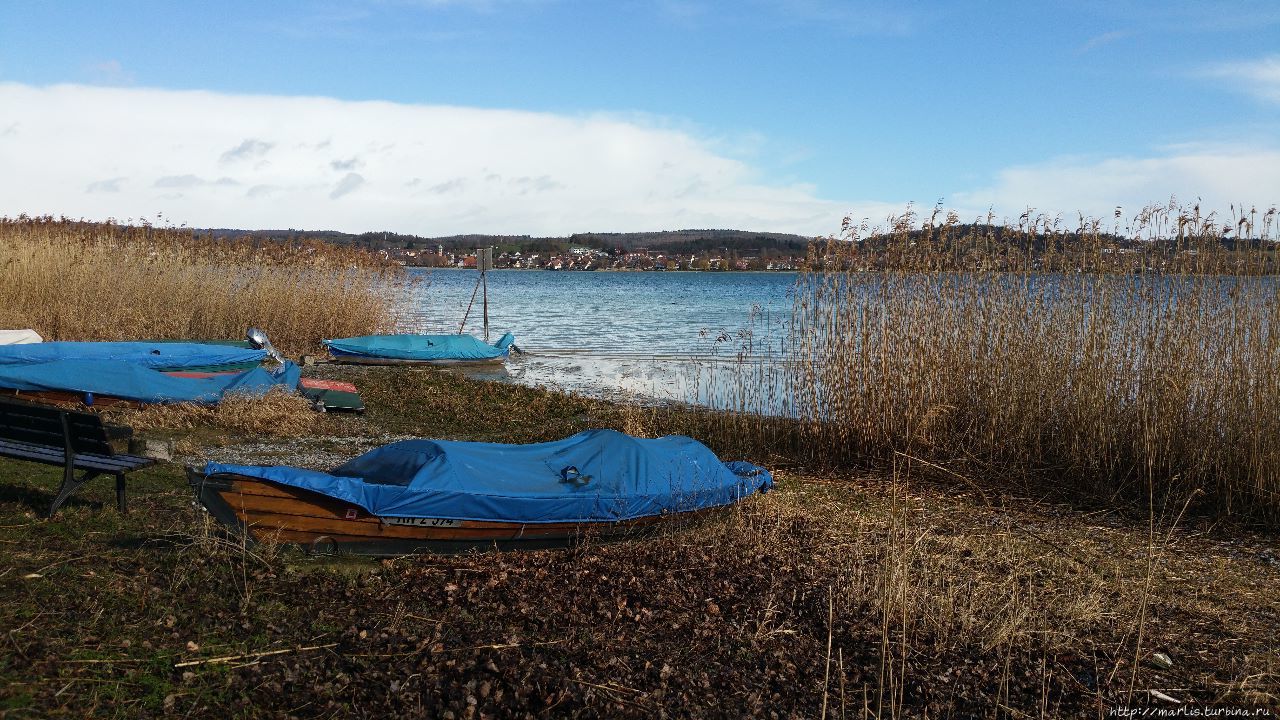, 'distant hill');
198,227,814,258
